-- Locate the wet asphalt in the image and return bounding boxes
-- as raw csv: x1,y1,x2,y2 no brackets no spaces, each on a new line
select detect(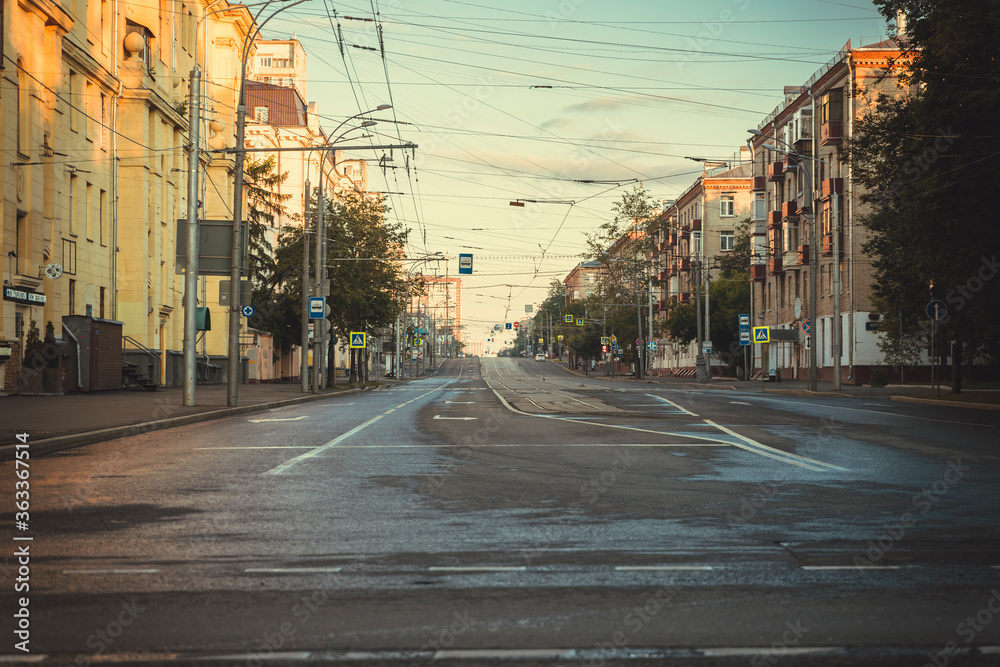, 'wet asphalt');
1,357,999,666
